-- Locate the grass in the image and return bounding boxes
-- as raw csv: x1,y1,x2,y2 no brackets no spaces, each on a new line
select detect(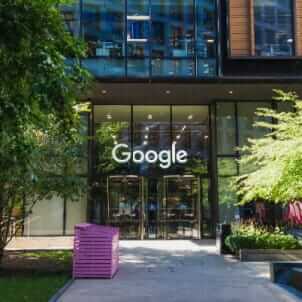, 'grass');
0,250,73,302
0,272,70,302
23,250,73,265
